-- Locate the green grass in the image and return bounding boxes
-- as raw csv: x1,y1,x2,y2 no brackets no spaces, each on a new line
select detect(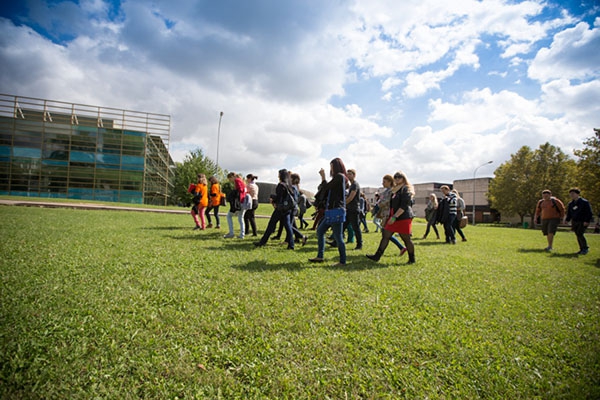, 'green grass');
1,205,599,399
